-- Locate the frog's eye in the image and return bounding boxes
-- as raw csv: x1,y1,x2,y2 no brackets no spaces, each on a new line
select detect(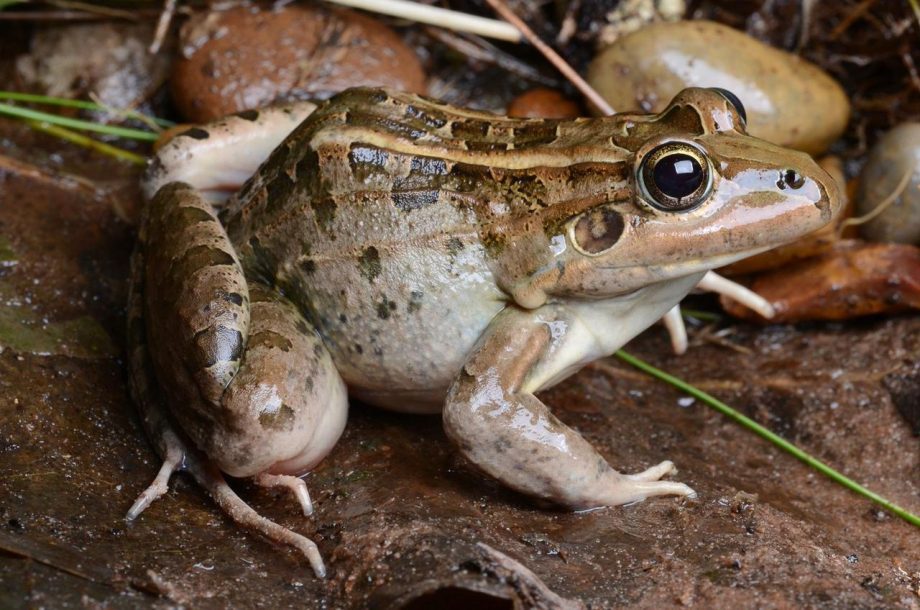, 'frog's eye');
637,143,712,212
